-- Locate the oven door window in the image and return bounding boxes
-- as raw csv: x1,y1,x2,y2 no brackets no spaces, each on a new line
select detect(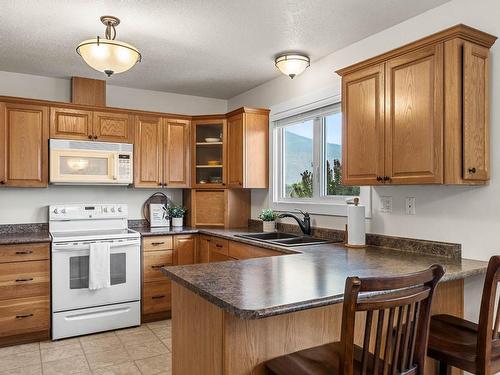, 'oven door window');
69,253,127,289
